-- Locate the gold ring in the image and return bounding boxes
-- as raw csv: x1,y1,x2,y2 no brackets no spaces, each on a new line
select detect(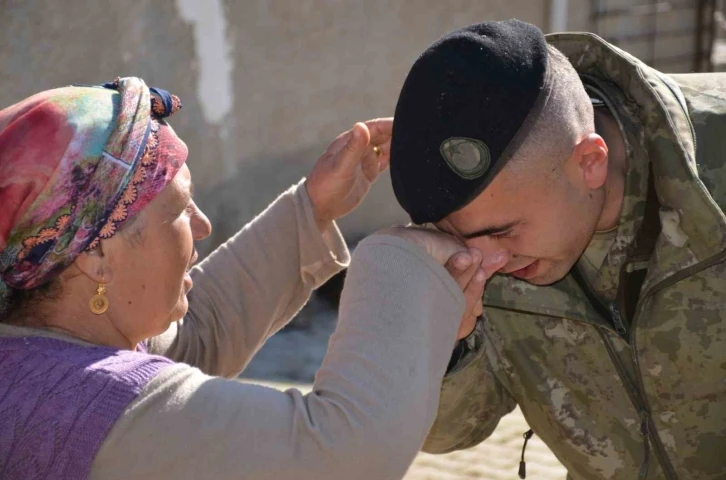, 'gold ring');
373,146,381,157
